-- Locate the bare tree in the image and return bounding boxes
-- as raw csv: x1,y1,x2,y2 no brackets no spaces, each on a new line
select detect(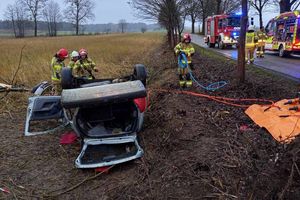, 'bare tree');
118,19,128,33
5,5,17,37
5,1,27,38
197,0,240,34
237,0,248,83
64,0,95,35
104,24,111,34
250,0,274,28
198,0,216,34
218,0,240,14
141,26,147,33
131,0,185,47
184,0,201,34
20,0,47,37
43,0,61,36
